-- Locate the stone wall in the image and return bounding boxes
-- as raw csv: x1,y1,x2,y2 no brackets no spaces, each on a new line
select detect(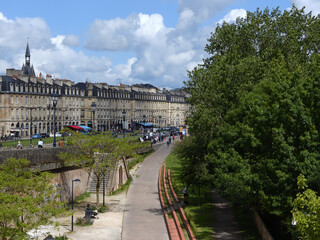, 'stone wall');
251,208,274,240
0,147,65,169
52,168,90,202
